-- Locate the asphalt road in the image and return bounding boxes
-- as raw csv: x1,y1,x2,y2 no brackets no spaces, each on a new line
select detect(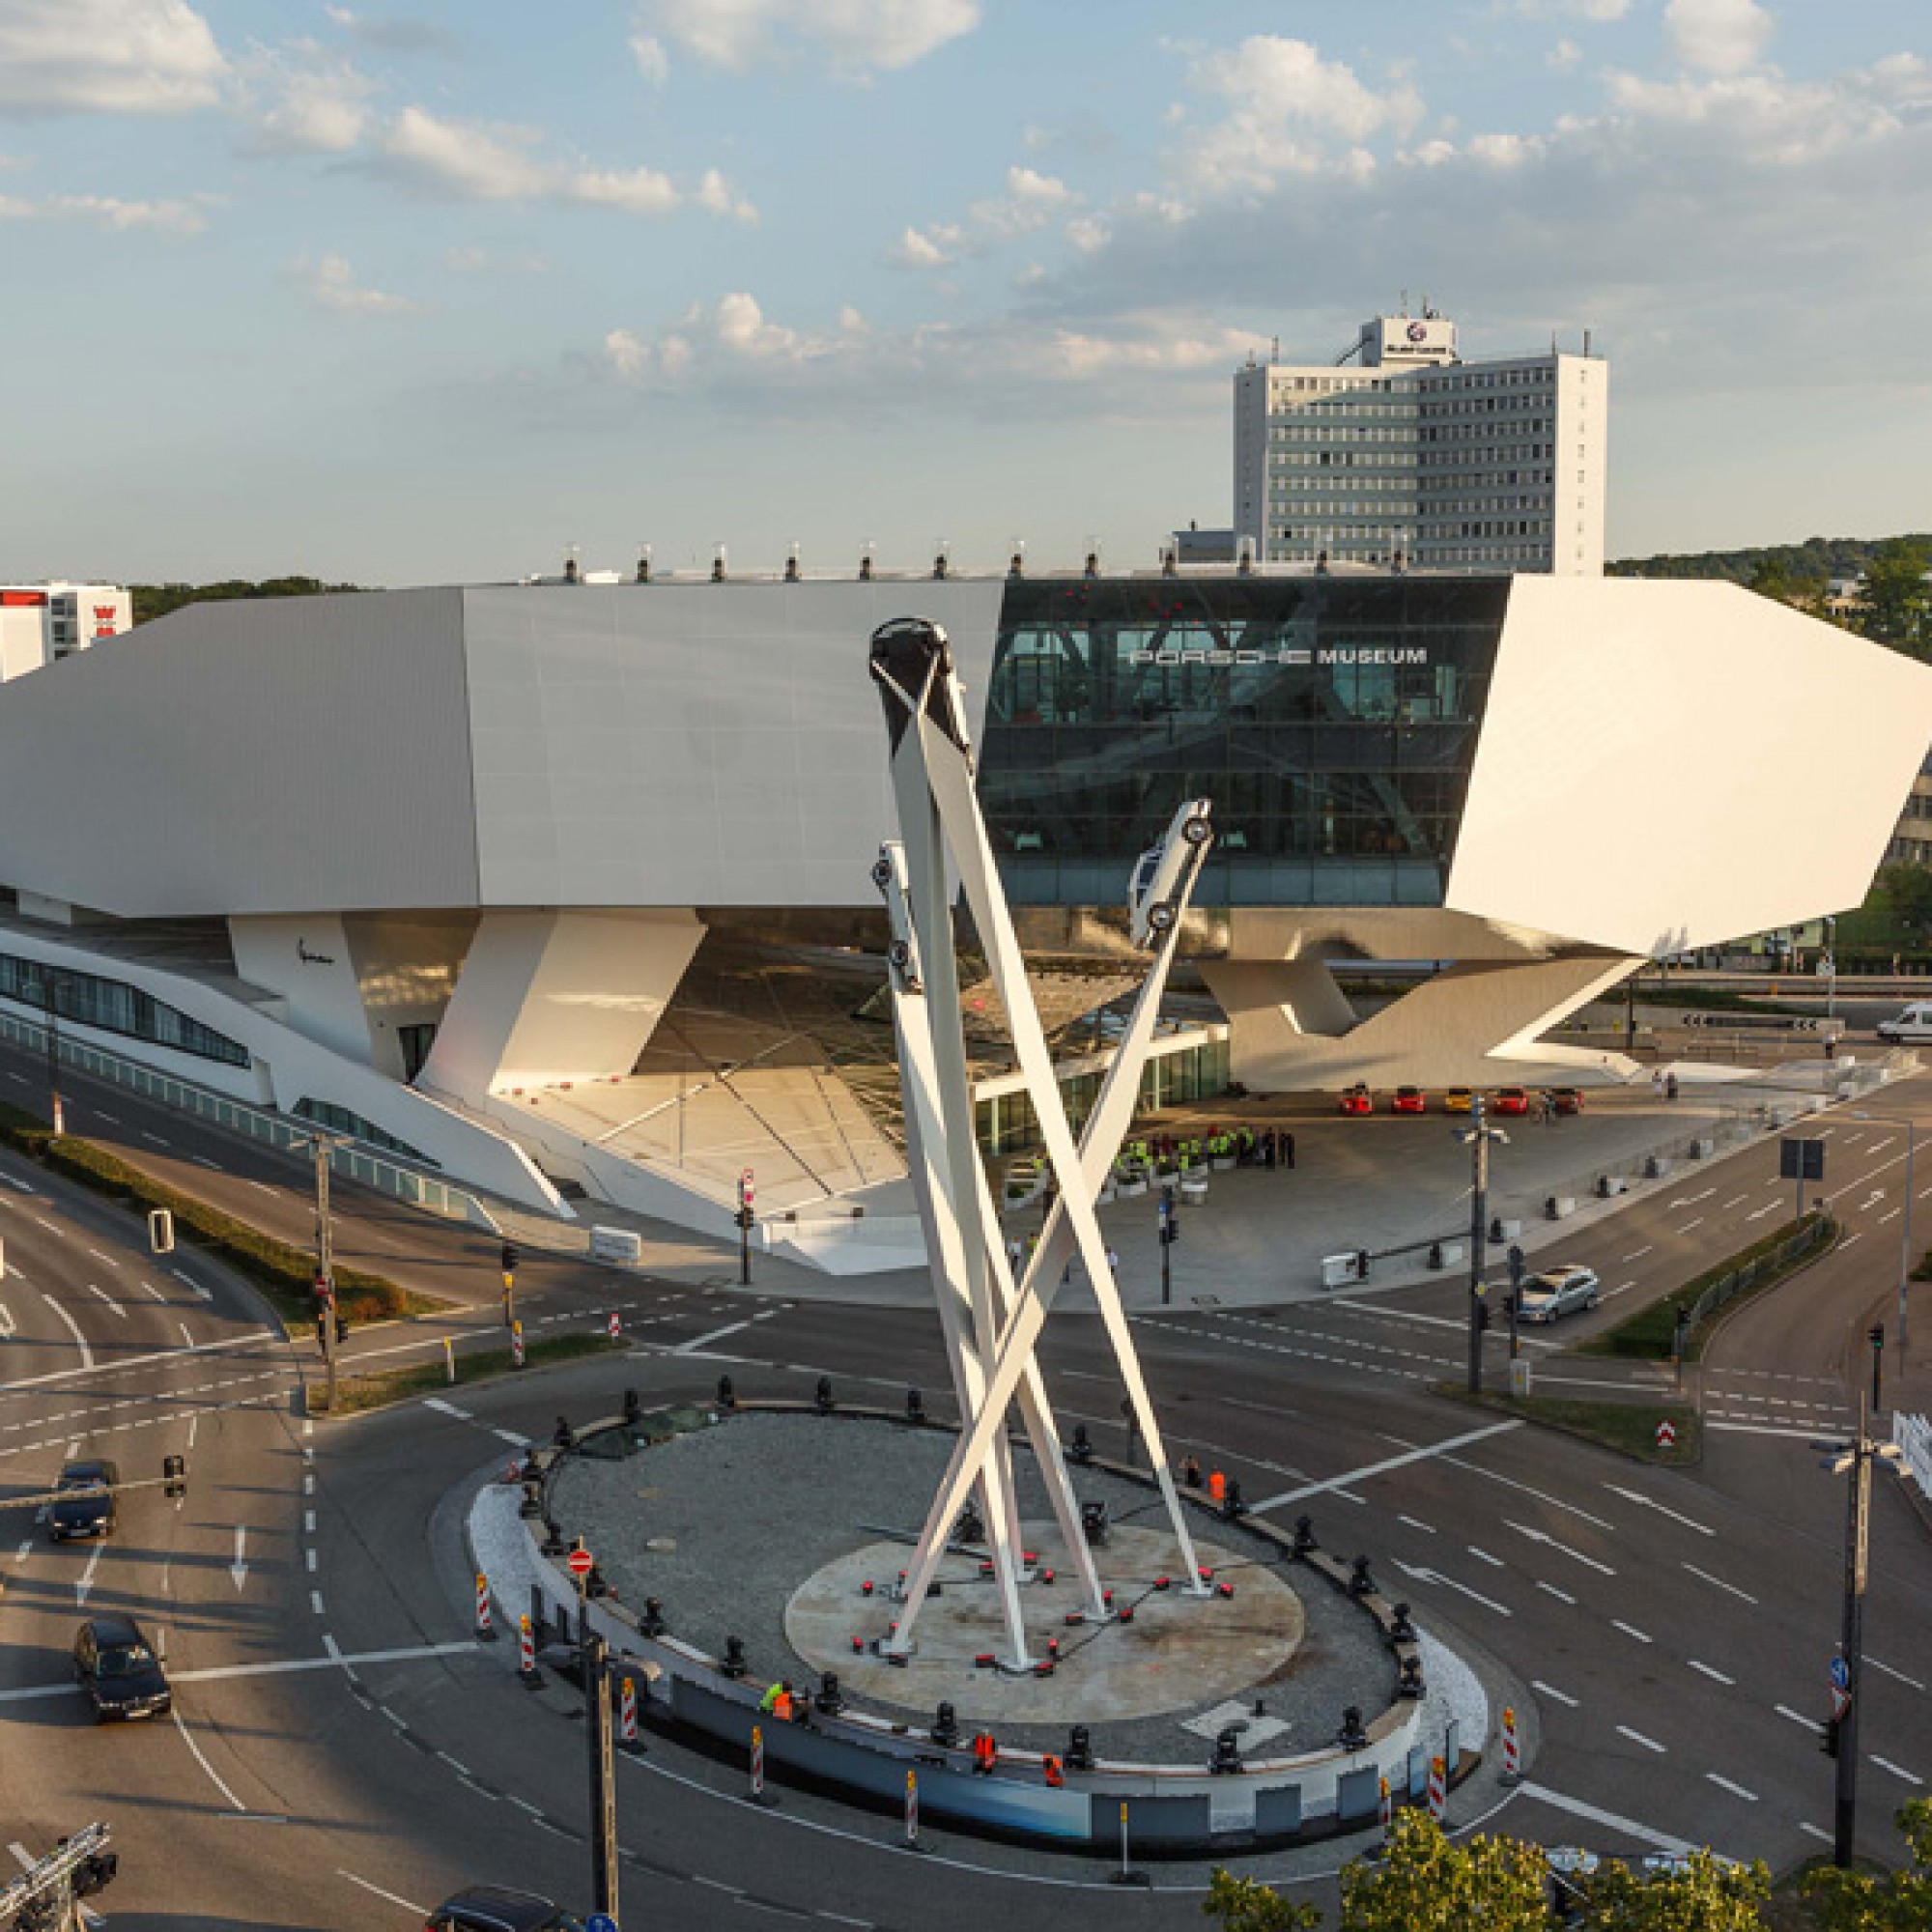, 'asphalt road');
2,1047,1930,1925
